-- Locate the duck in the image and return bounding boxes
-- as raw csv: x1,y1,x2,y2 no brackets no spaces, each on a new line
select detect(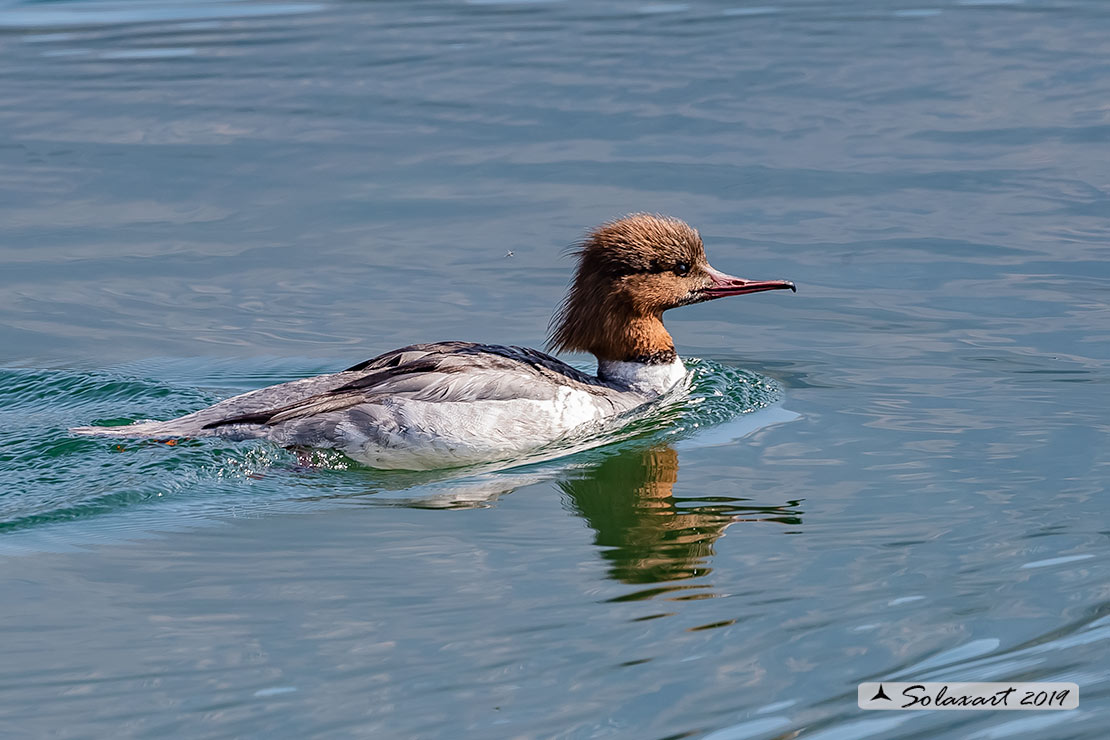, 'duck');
71,214,795,470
